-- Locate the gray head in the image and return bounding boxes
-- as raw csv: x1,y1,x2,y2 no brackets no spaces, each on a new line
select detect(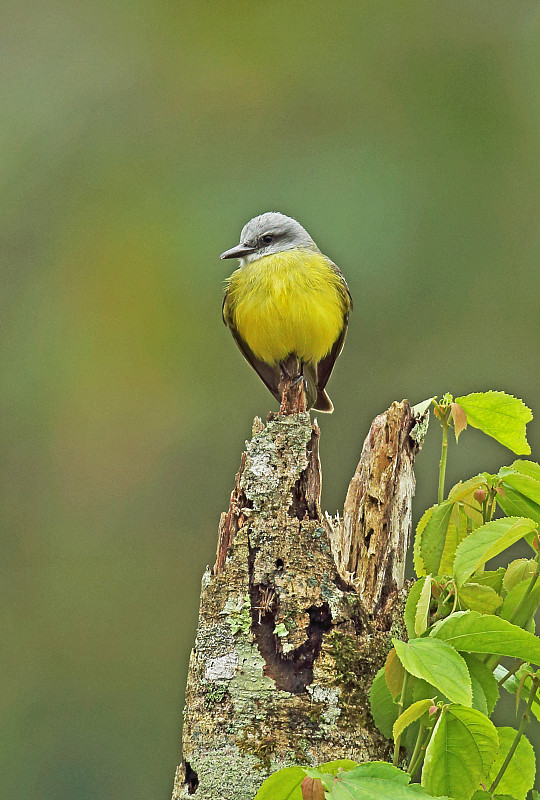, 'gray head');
220,212,318,263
